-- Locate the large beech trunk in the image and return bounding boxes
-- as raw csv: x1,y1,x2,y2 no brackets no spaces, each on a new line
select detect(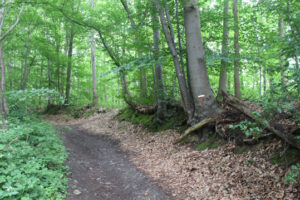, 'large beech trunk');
183,0,218,122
